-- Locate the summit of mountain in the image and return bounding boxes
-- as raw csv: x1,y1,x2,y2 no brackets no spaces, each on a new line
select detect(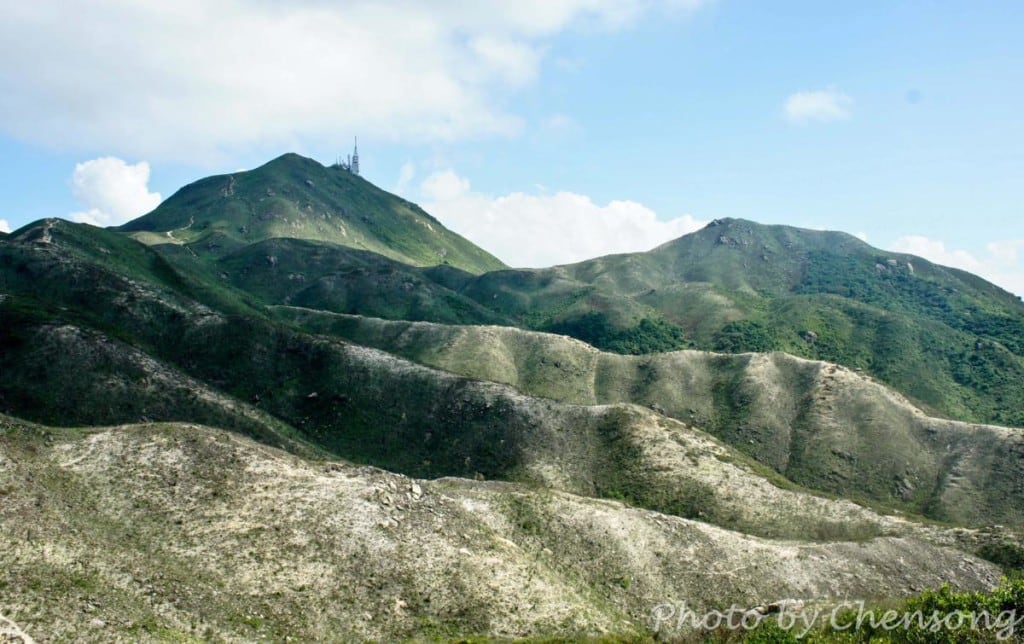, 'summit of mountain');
117,152,506,274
